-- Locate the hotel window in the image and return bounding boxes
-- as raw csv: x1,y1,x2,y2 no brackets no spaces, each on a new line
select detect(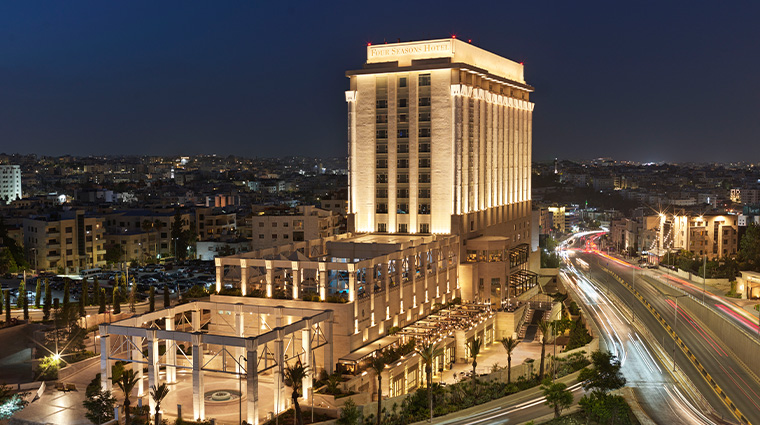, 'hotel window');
419,143,430,153
376,99,387,109
398,203,408,214
376,189,388,198
399,223,408,233
259,234,264,239
397,143,409,153
398,129,409,139
398,98,408,108
377,203,388,214
420,223,430,233
376,144,388,153
378,223,387,232
419,158,430,168
419,128,431,138
376,159,387,169
397,173,409,183
376,129,388,139
419,74,431,86
419,189,431,199
419,204,430,214
376,114,388,123
397,188,409,199
399,77,407,87
419,173,430,183
419,97,431,107
398,114,408,123
376,173,387,183
397,159,409,169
